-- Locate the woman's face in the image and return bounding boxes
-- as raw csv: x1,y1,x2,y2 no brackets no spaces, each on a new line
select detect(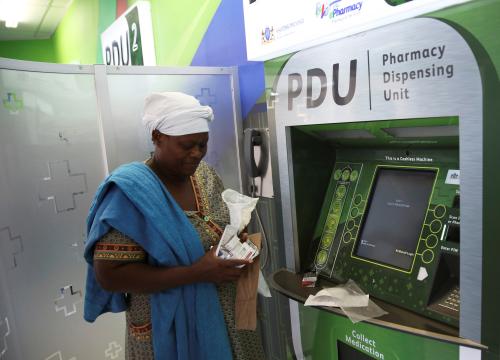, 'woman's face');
152,131,209,178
